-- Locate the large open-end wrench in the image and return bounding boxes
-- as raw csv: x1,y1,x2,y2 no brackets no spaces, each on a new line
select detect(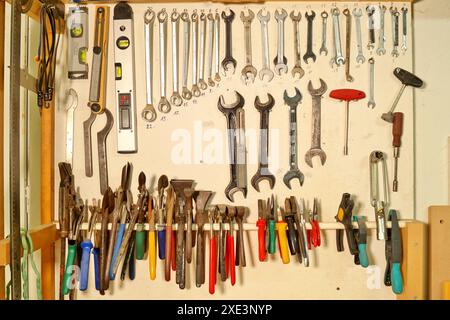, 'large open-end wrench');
331,8,345,66
390,7,400,58
319,11,328,56
377,5,387,56
221,9,237,76
257,9,274,82
401,7,408,52
170,10,183,107
191,11,201,97
218,92,247,202
343,9,354,82
283,88,305,189
198,11,208,90
290,11,305,79
240,9,257,85
273,9,288,75
214,12,221,82
303,11,316,64
157,9,171,113
207,12,215,87
181,11,192,100
251,94,276,192
143,9,157,122
305,79,327,168
352,8,365,64
367,6,376,50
